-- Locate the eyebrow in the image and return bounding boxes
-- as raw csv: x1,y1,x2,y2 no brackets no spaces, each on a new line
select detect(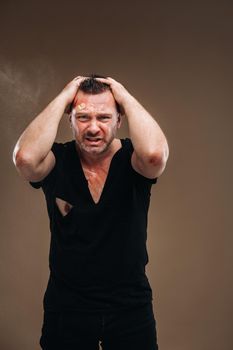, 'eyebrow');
74,112,113,117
